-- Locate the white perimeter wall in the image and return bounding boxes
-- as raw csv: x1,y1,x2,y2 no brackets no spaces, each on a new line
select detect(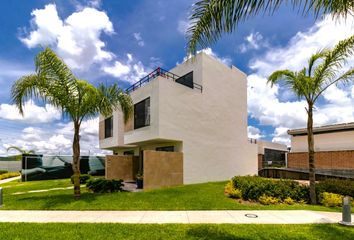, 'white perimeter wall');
291,131,354,152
